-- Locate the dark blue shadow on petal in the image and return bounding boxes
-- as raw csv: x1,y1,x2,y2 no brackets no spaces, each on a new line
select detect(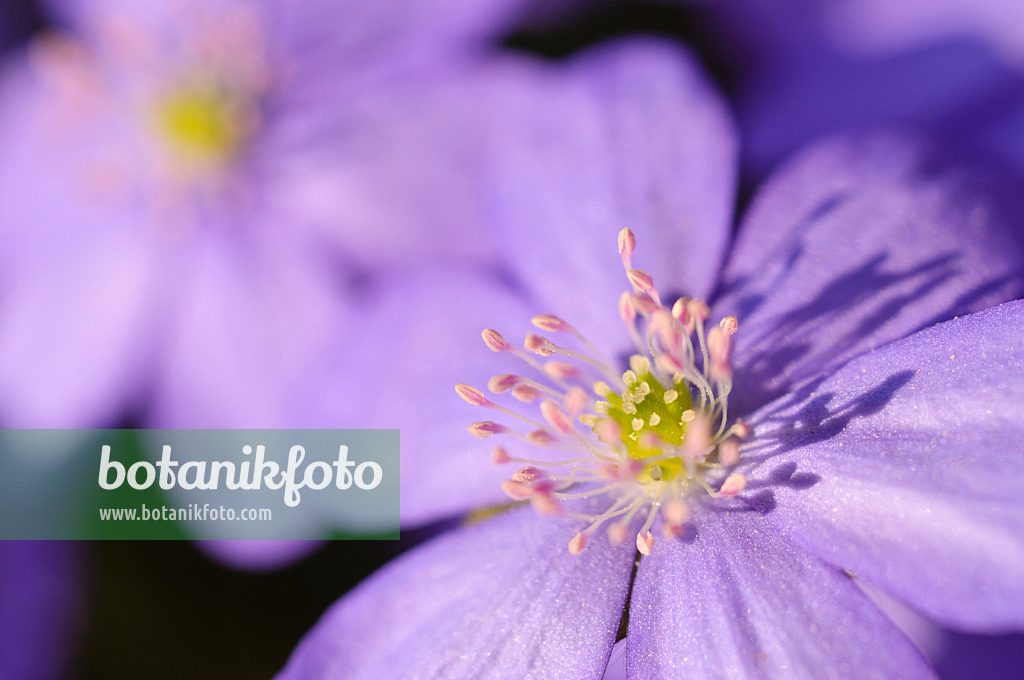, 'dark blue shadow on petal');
716,126,1024,418
746,369,916,456
734,369,916,514
727,241,954,413
742,489,777,515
